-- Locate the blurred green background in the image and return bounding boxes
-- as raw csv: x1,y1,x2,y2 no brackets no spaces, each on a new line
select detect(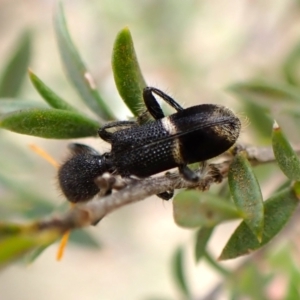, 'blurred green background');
1,0,300,299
